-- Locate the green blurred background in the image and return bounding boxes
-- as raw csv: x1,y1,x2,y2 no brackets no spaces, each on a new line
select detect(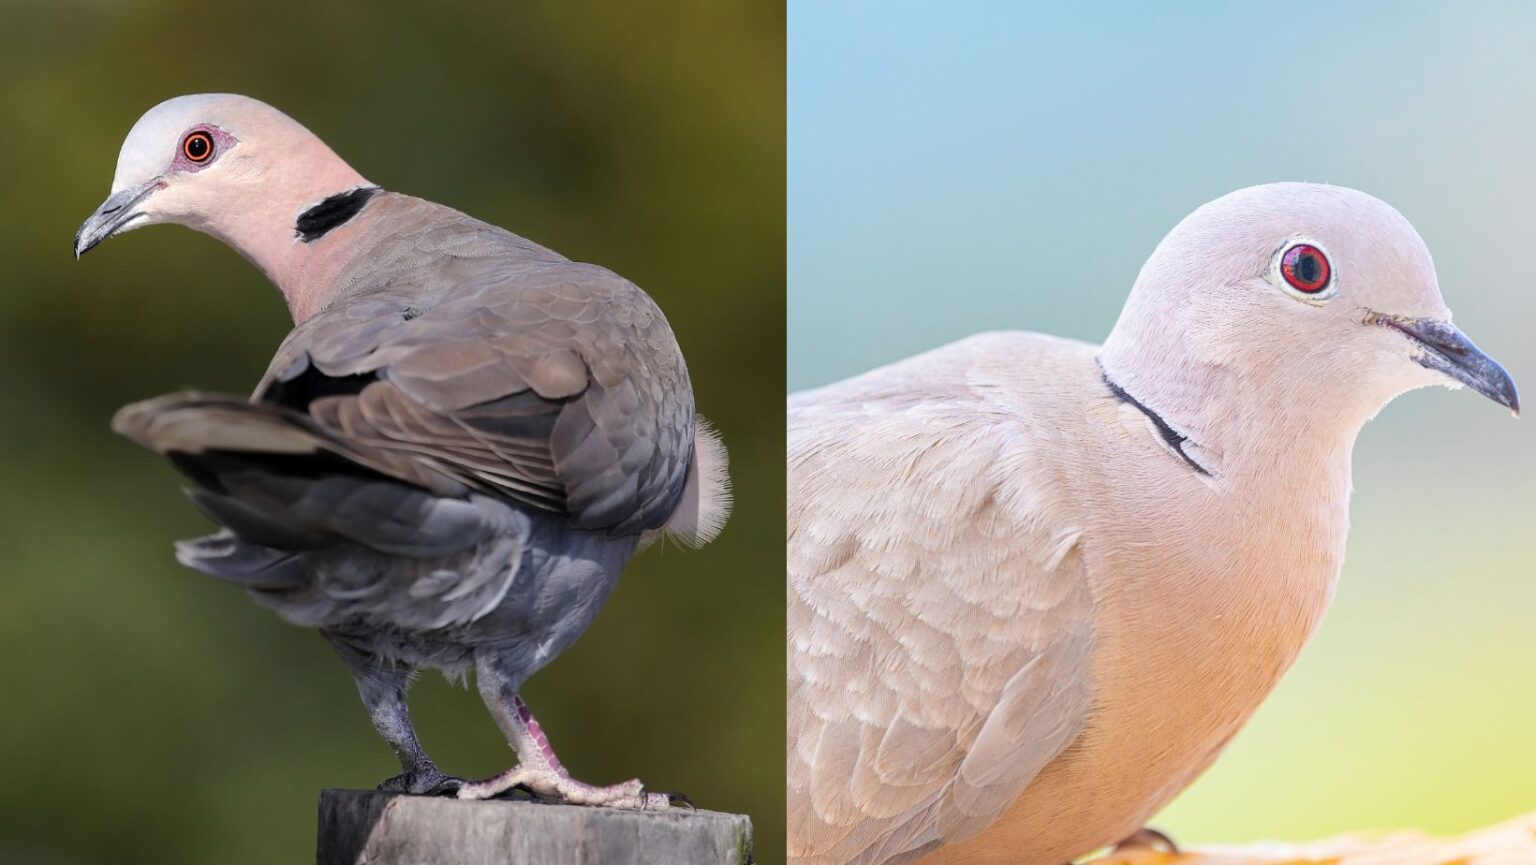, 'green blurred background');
791,0,1535,849
0,2,783,863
